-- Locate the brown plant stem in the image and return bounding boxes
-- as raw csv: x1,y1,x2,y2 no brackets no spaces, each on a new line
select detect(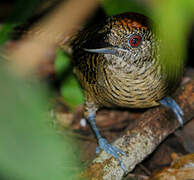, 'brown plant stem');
5,0,99,74
84,79,194,180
